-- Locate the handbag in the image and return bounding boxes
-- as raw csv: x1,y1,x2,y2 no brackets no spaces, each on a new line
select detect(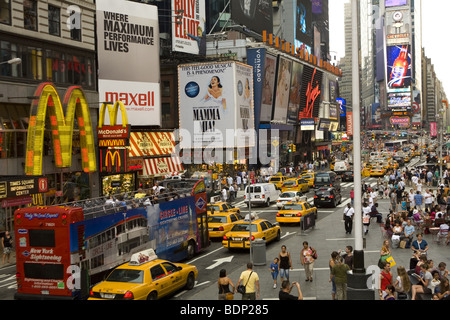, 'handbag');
399,240,406,249
237,271,253,294
310,247,318,260
226,292,234,300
